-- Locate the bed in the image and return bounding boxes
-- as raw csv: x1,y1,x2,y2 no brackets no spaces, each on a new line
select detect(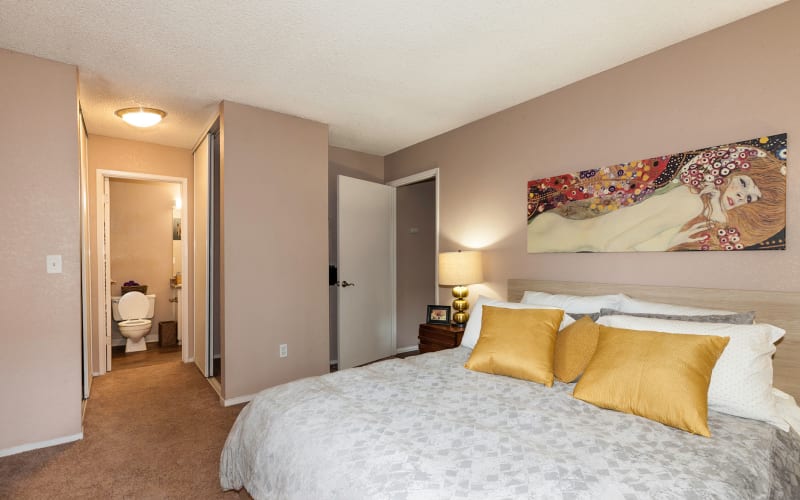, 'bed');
221,280,800,499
